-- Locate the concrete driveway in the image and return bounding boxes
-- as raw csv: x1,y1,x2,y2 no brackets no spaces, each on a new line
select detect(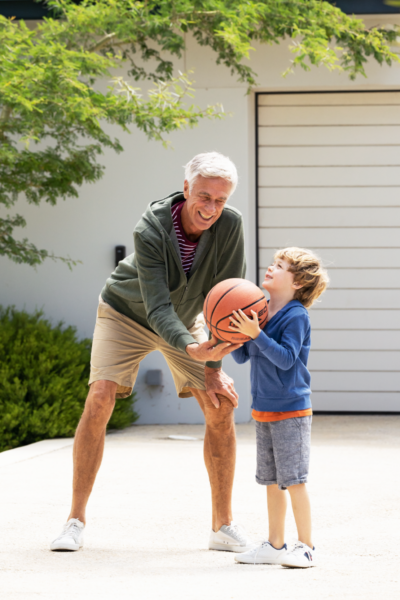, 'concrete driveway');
1,415,399,600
